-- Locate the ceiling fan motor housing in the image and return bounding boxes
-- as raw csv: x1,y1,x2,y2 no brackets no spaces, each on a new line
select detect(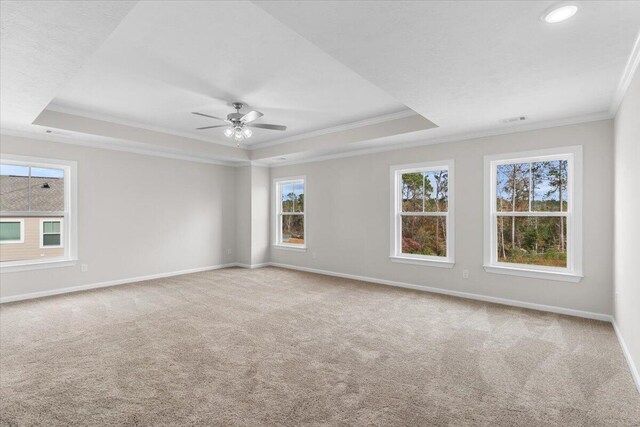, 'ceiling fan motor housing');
228,102,245,124
227,112,245,123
